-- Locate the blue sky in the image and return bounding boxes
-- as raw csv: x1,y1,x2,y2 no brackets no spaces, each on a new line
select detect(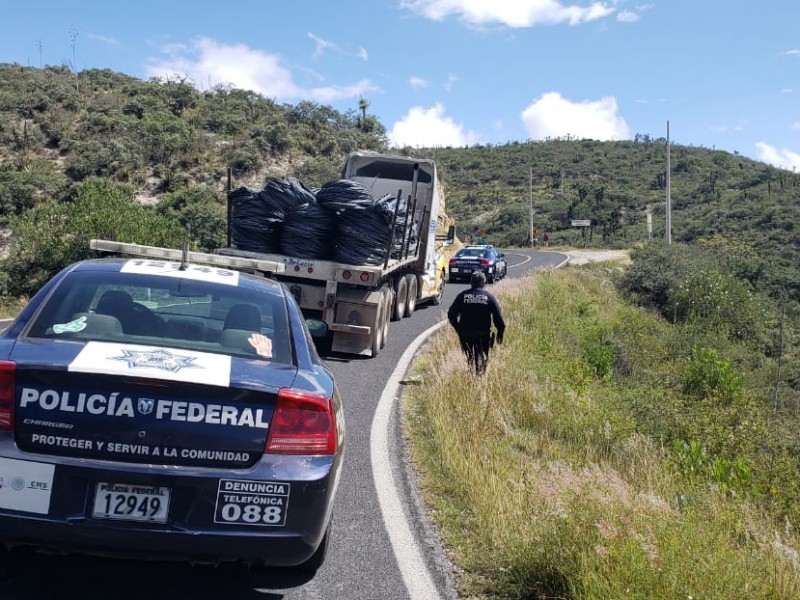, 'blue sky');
2,1,799,170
